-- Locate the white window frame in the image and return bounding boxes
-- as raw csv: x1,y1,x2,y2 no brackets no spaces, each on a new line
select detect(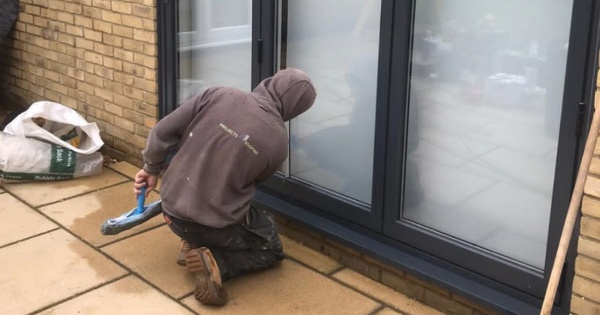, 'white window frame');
179,0,252,52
